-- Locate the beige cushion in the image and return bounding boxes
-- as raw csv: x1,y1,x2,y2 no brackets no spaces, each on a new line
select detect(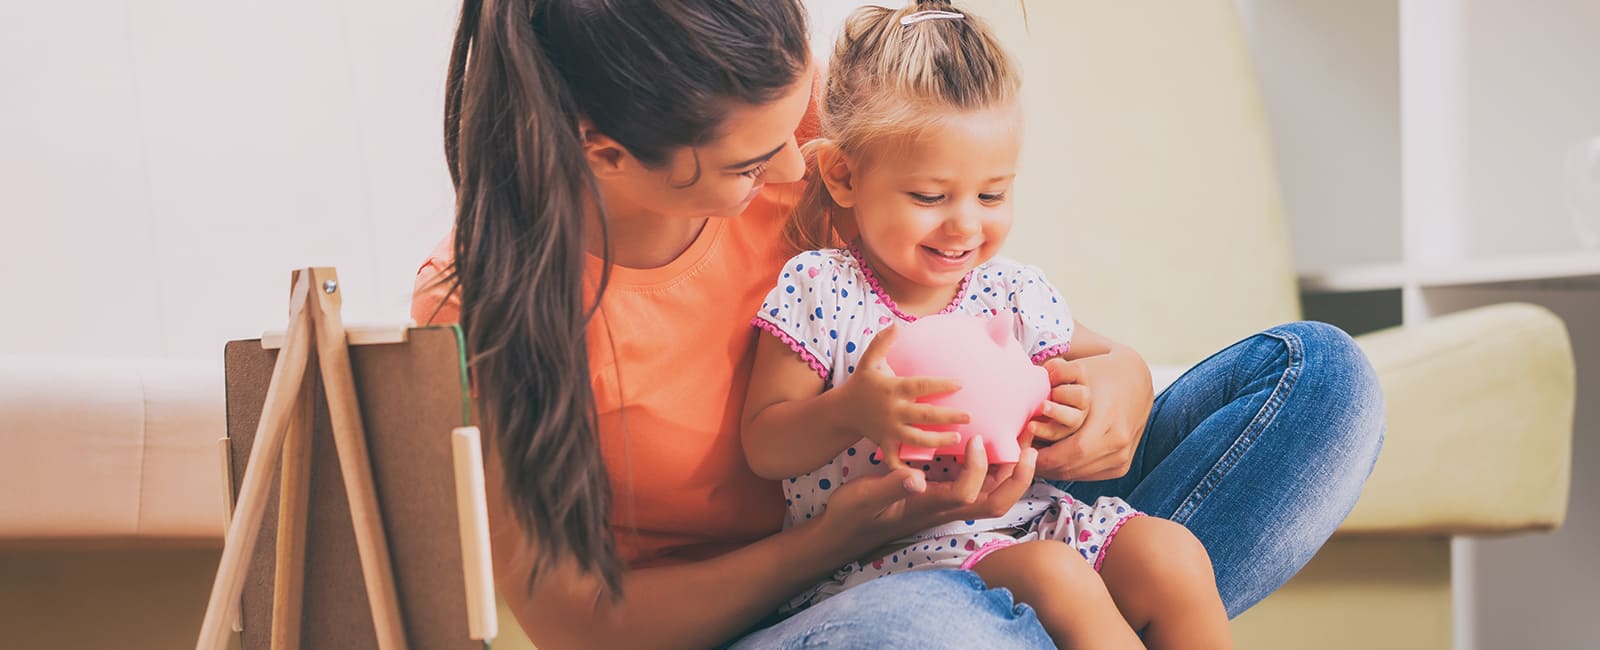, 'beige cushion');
1343,303,1574,534
0,357,223,542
